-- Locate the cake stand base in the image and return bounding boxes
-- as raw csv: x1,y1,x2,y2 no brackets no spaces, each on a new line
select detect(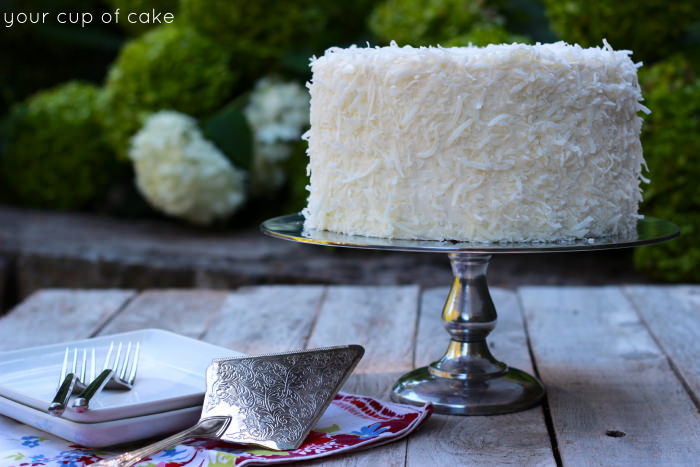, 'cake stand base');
392,367,544,415
260,213,678,416
392,366,544,415
391,253,544,415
